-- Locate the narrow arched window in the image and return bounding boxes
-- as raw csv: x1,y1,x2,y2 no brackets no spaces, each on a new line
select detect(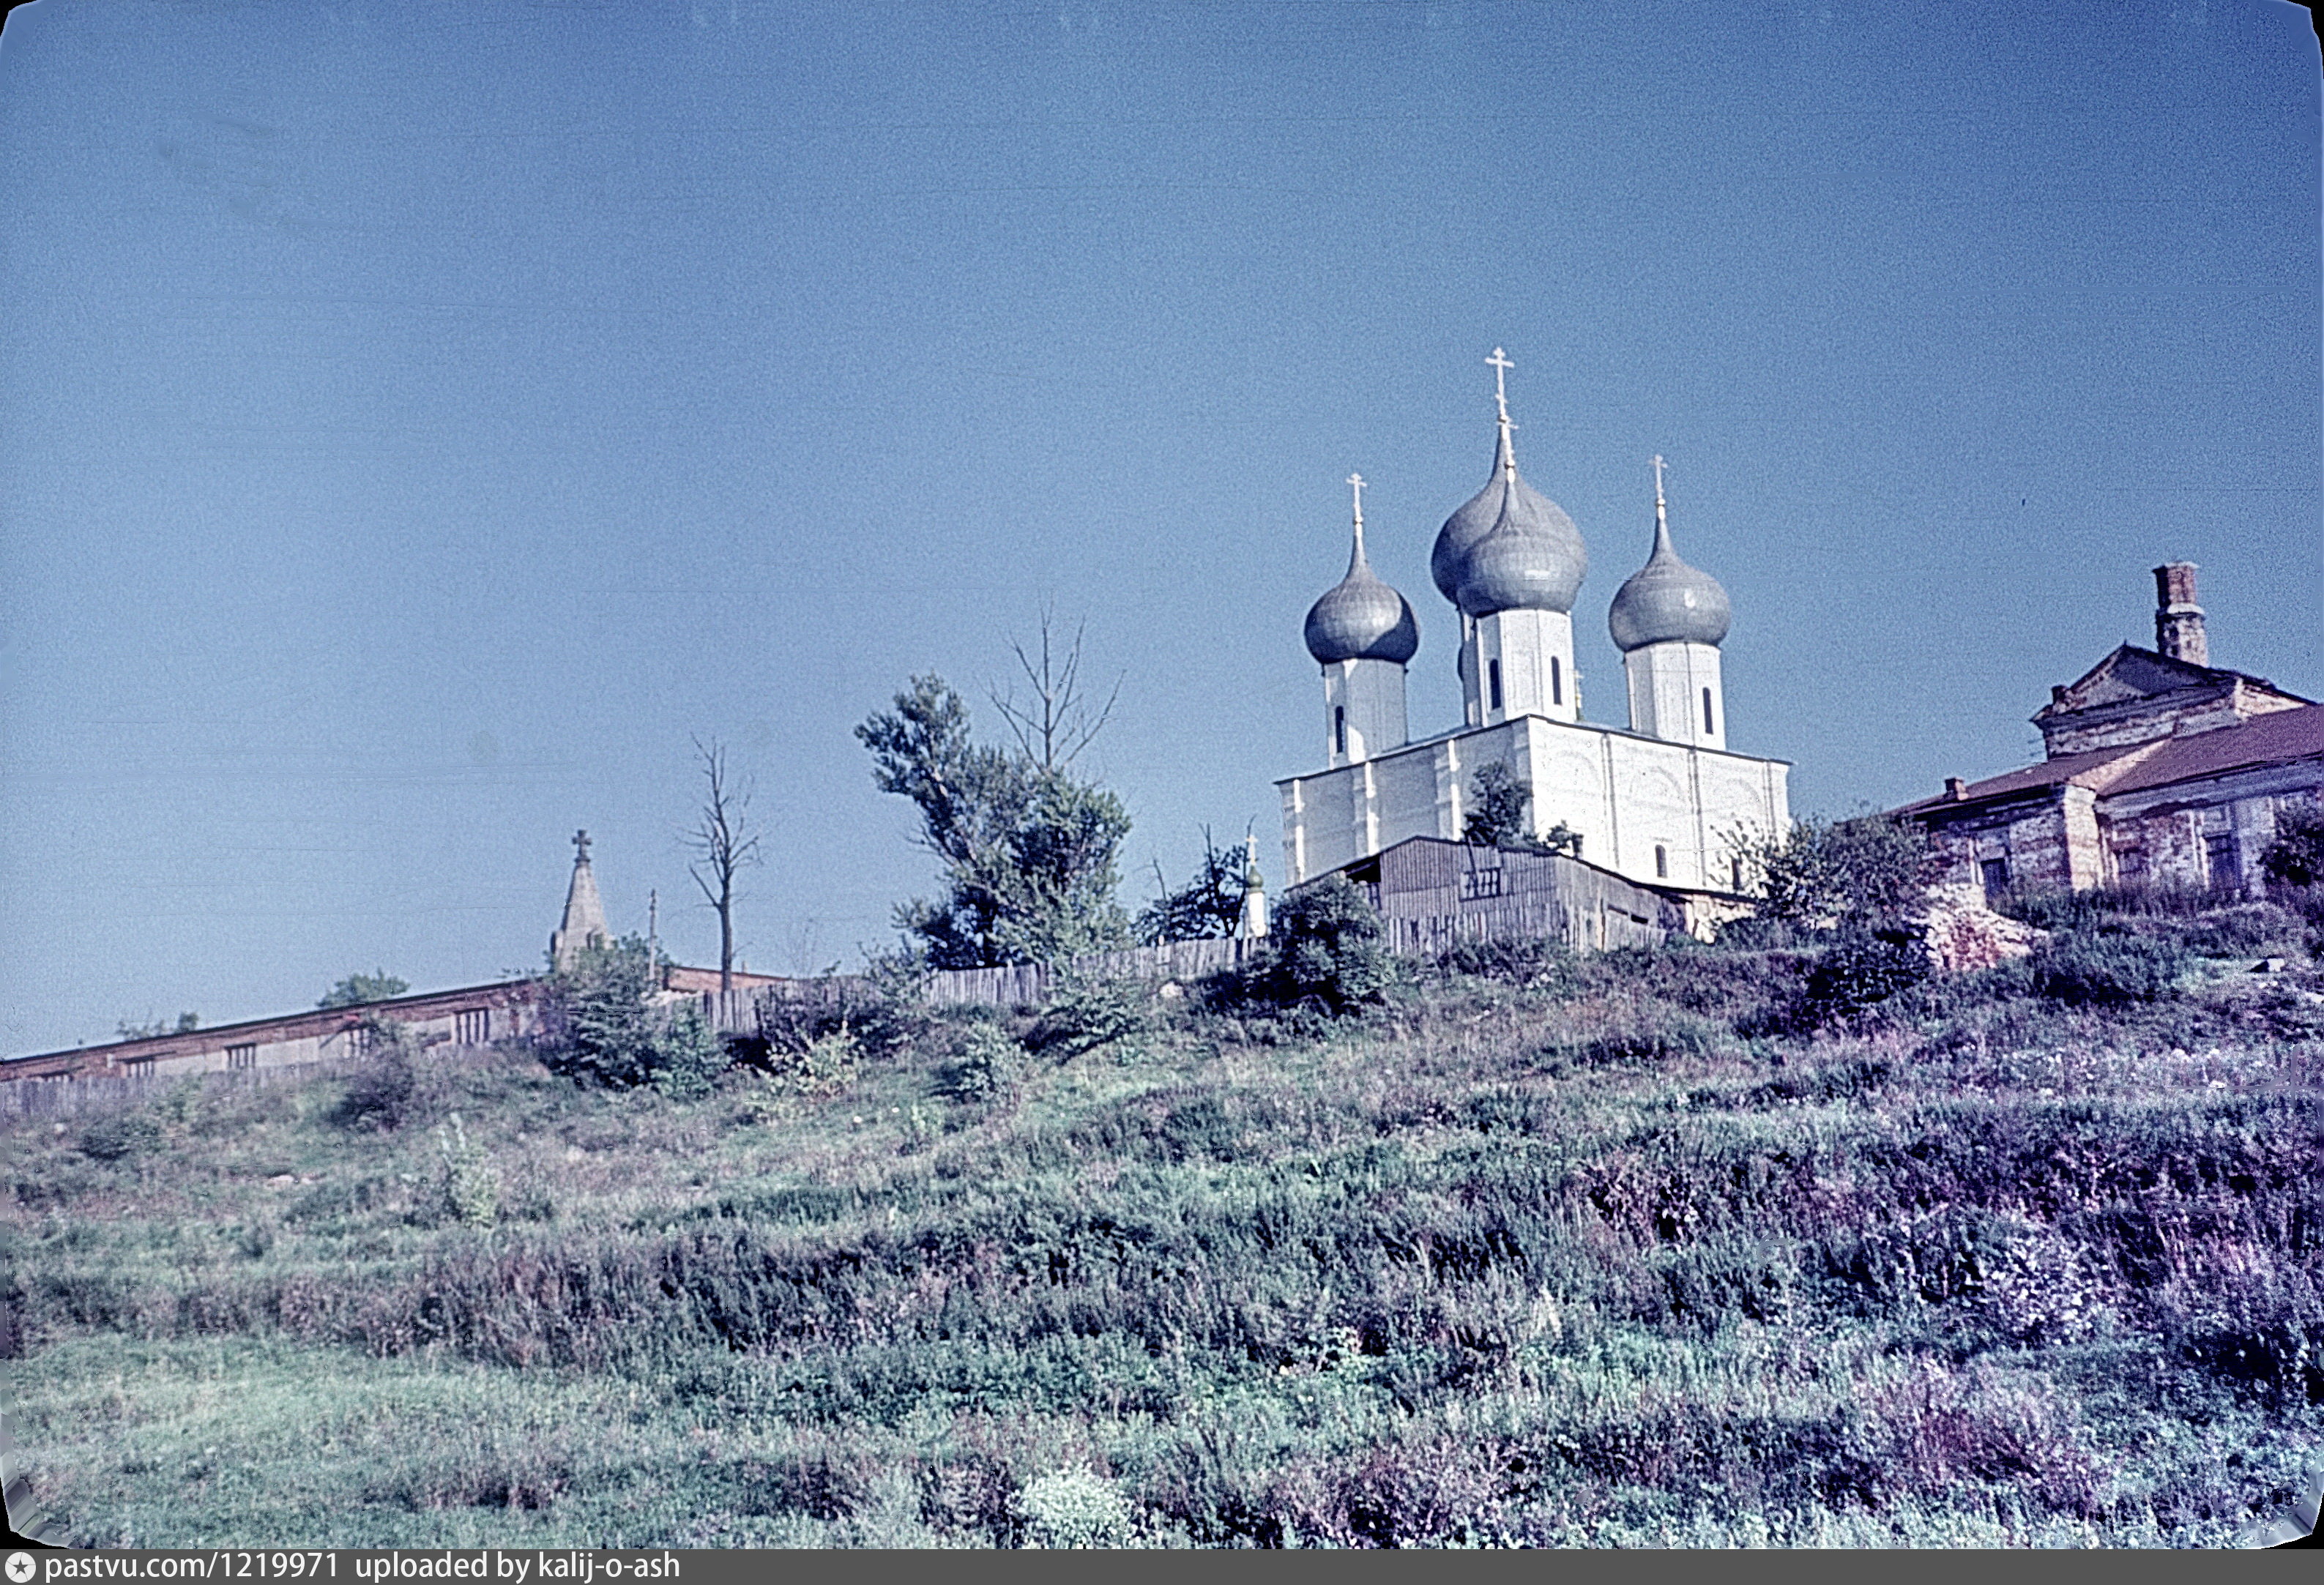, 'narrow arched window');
1550,656,1563,705
1731,857,1743,890
1488,658,1503,712
1334,705,1346,757
1702,687,1716,734
1655,845,1669,879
